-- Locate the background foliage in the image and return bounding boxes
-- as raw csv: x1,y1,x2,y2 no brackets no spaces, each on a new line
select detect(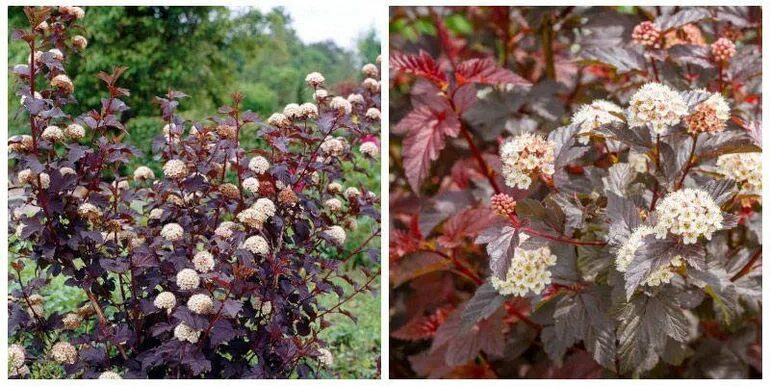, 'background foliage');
8,6,380,172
